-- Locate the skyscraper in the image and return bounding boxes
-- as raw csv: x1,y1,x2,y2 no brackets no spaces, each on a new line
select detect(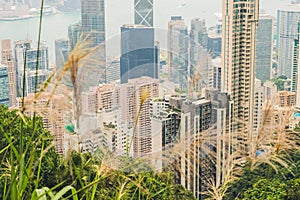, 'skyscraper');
190,18,209,83
1,39,16,107
134,0,153,27
168,16,189,91
120,24,159,83
190,18,208,49
68,22,82,51
0,64,10,106
81,0,106,86
55,38,68,71
81,0,106,50
255,14,274,82
277,4,300,78
221,0,259,138
14,40,50,96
